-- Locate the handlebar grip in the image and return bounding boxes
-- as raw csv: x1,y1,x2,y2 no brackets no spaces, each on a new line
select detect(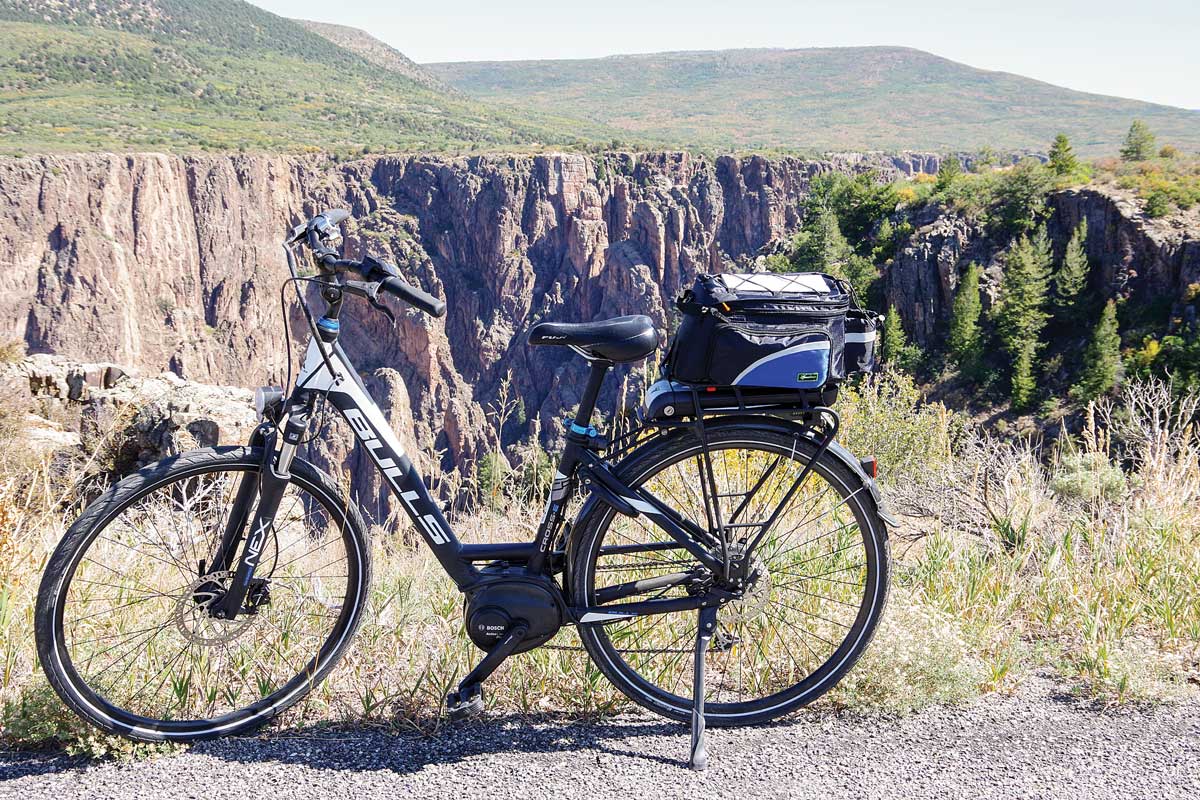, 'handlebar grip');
320,208,351,227
379,276,447,318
